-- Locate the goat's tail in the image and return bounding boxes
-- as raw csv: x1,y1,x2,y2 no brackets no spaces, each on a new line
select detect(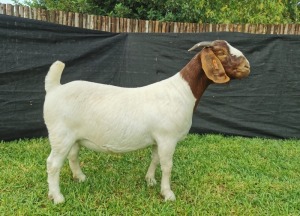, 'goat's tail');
45,61,65,93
